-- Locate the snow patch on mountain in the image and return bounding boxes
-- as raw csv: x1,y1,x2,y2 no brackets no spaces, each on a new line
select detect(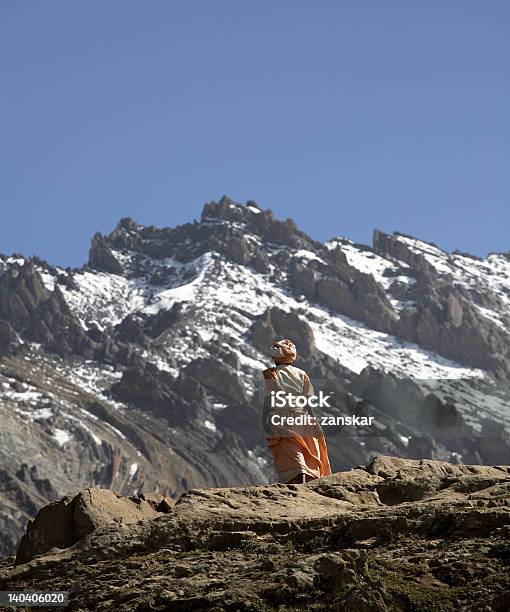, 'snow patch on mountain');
52,428,73,448
394,235,510,328
325,238,417,310
144,254,213,315
127,251,486,382
60,271,147,329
